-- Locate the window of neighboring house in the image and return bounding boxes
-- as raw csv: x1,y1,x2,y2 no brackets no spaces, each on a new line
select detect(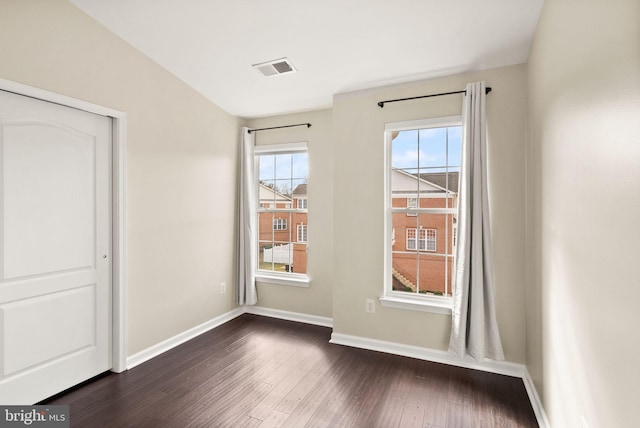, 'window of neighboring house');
297,198,308,209
255,142,309,286
383,116,462,314
273,218,287,230
406,228,417,250
297,224,307,242
406,197,418,216
406,228,436,252
425,229,436,252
